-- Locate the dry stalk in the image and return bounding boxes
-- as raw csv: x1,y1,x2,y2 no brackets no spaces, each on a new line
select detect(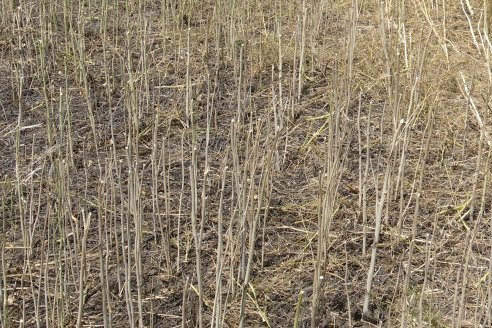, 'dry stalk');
401,98,434,327
211,158,229,328
189,78,204,328
75,210,91,328
238,127,279,328
297,0,307,100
